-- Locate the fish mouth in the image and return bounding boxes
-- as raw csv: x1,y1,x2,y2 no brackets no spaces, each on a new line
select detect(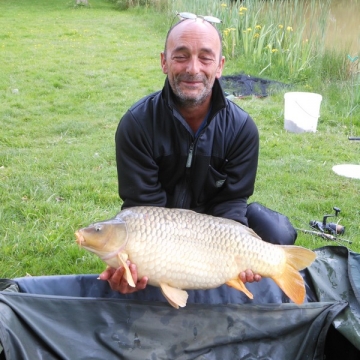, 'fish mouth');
75,231,85,247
